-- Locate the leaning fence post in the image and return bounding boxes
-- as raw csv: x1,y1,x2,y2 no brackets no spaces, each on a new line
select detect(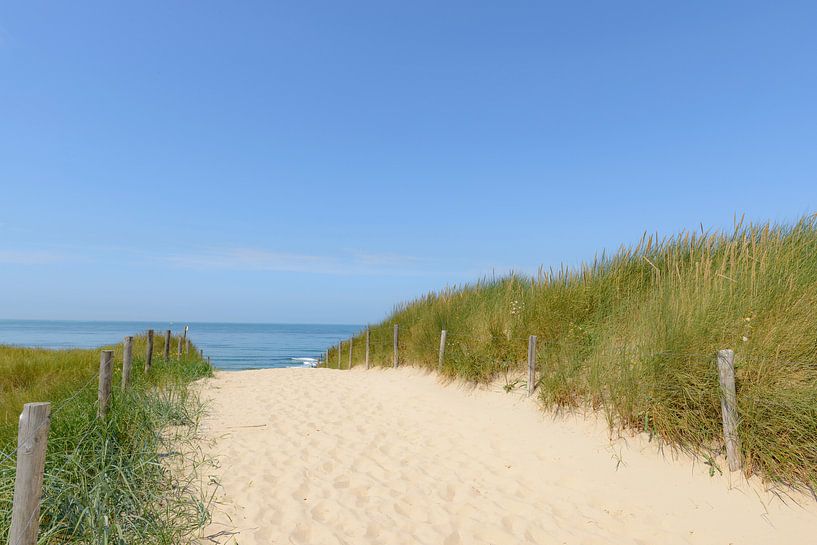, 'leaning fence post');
163,329,171,360
121,336,133,390
98,350,114,419
527,335,537,396
717,349,743,472
393,324,399,368
145,329,154,372
438,329,447,369
8,402,51,545
348,338,353,370
365,328,370,370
